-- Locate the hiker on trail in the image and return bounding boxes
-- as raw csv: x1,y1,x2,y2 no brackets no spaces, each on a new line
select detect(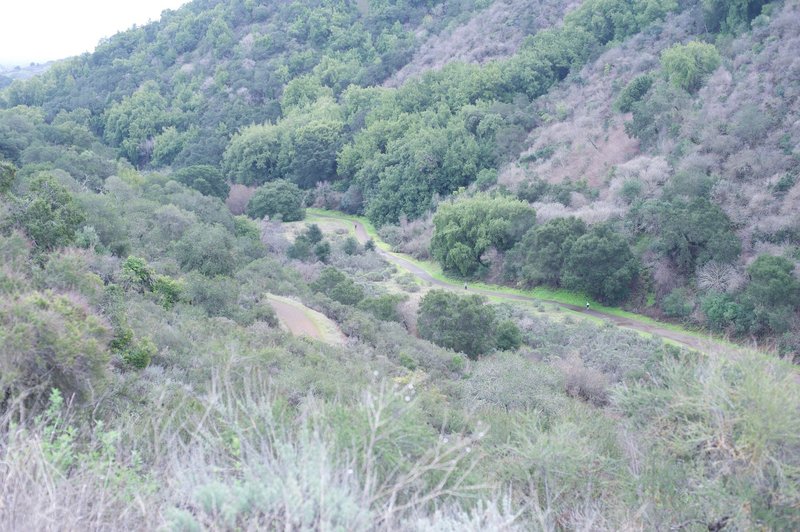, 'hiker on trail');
464,282,468,290
586,301,590,310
